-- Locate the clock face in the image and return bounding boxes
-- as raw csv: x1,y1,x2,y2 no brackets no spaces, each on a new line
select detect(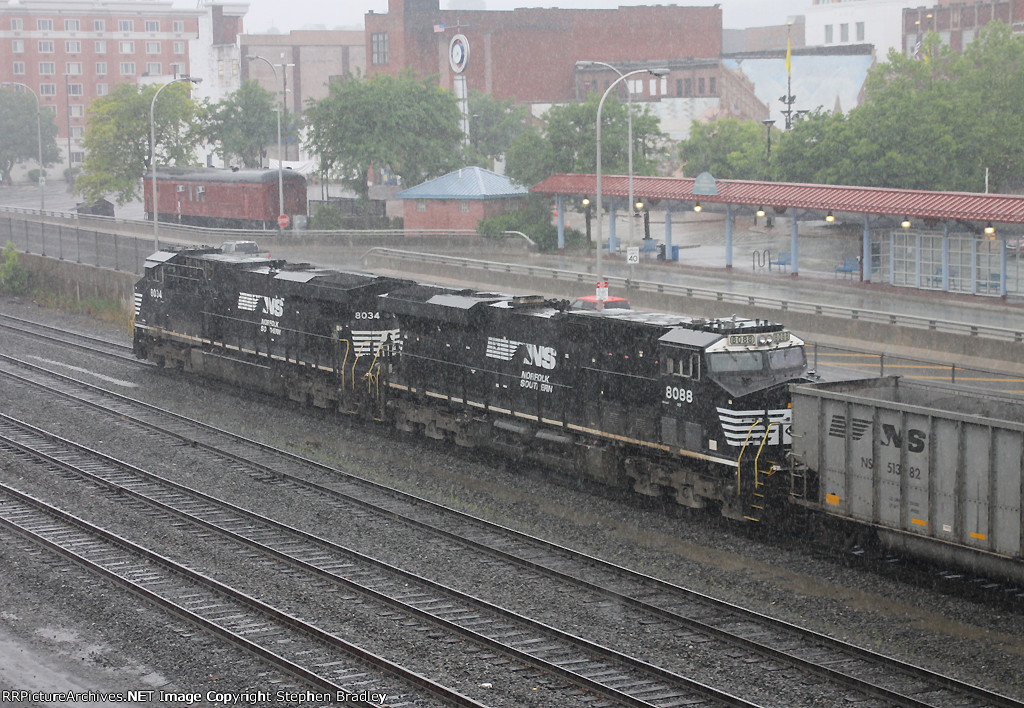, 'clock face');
449,34,469,74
